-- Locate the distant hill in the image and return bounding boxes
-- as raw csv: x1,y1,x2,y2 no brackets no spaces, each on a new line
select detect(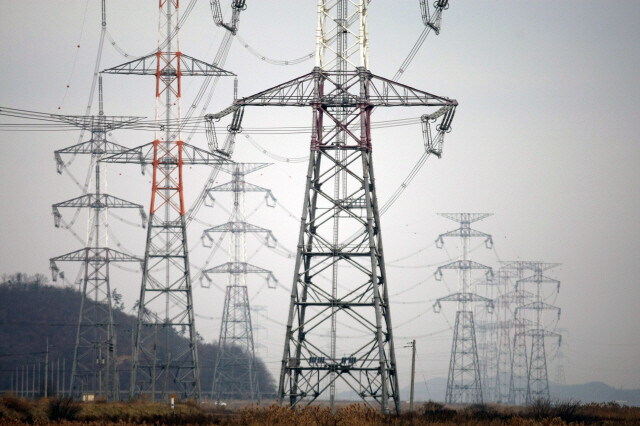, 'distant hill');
336,374,640,406
0,273,275,398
